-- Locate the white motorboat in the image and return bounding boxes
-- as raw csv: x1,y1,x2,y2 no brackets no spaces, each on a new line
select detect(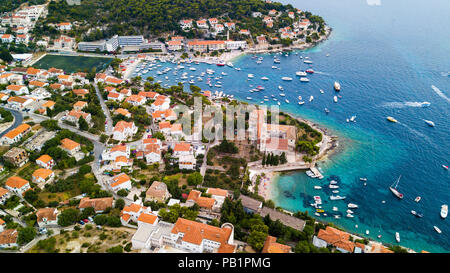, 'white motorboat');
334,215,341,219
261,76,269,80
277,102,281,105
296,71,307,76
300,77,310,82
314,186,322,189
333,96,338,103
227,62,233,67
346,209,354,214
334,81,341,91
280,93,285,97
330,195,346,200
346,214,354,218
221,72,227,76
330,180,338,185
395,232,400,243
272,66,278,69
246,97,252,100
282,77,293,81
329,185,339,189
348,203,358,209
332,207,338,211
332,190,339,194
278,85,284,90
441,204,448,219
309,96,314,102
434,226,442,234
248,74,254,78
298,101,305,105
304,60,313,64
285,99,290,103
350,115,356,122
320,89,324,94
424,120,435,127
